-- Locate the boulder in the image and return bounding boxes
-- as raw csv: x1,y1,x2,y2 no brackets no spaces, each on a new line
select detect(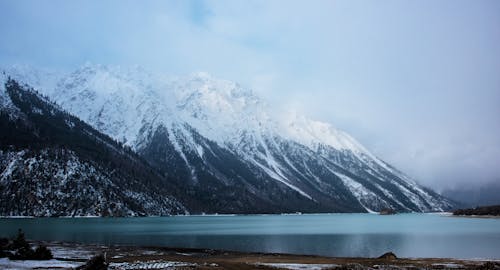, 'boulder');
378,252,397,260
379,208,396,215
